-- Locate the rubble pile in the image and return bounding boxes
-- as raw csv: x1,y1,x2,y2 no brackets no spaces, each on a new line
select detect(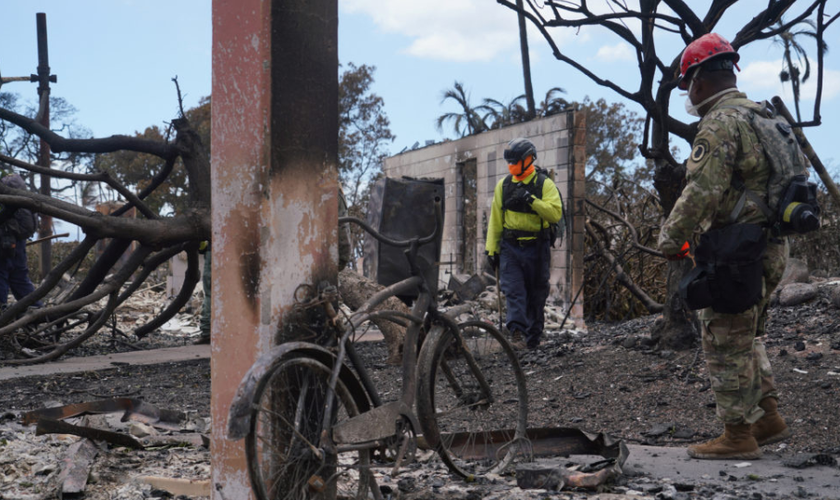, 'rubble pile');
0,406,210,499
0,285,206,361
1,270,839,499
